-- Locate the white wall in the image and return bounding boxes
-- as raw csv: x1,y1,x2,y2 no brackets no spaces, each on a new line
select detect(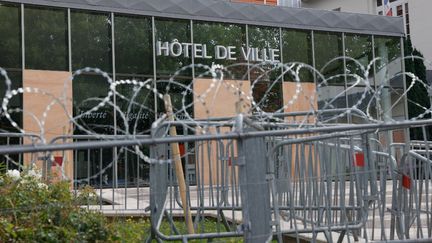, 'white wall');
407,0,432,69
301,0,375,14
